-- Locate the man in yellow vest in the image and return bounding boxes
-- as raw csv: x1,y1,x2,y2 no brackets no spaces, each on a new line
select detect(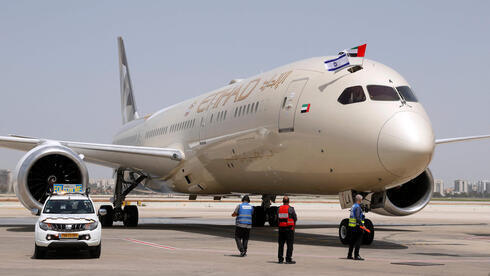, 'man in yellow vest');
347,194,365,260
277,196,297,264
